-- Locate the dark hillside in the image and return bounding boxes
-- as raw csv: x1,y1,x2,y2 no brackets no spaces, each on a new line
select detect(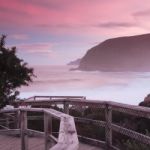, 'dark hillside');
79,34,150,71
